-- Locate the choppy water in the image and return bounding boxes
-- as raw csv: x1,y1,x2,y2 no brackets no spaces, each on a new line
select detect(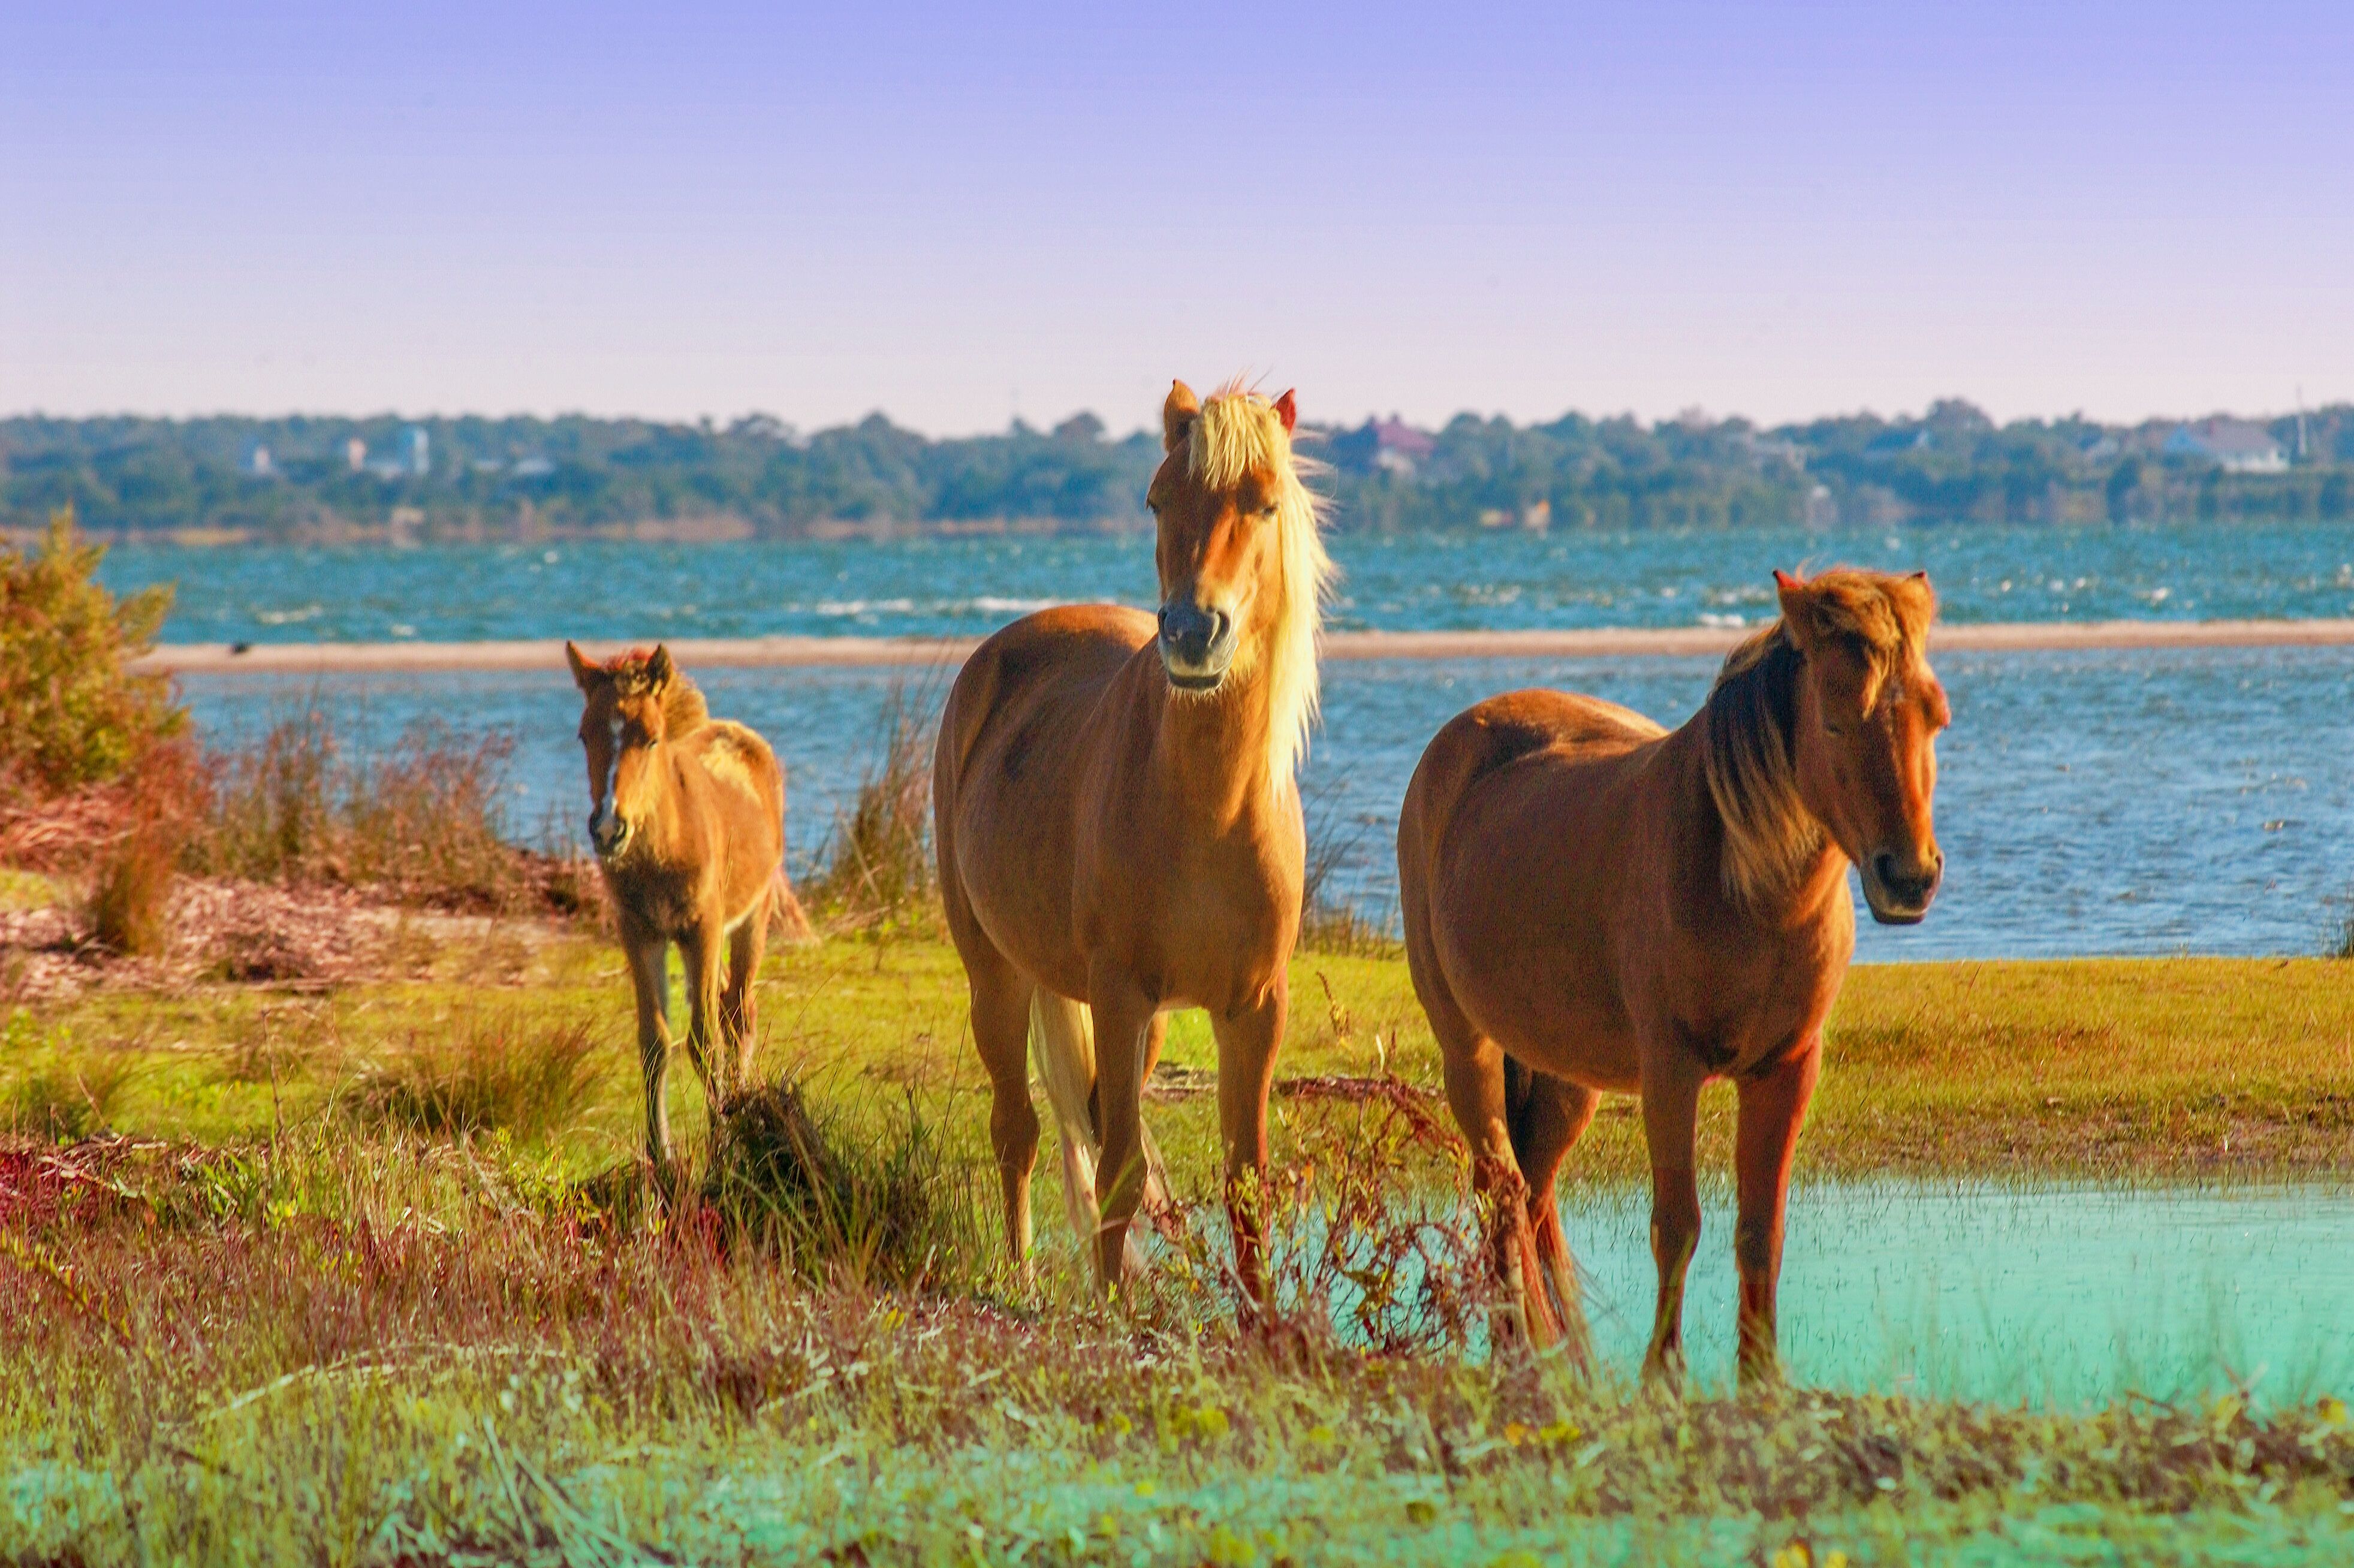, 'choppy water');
103,519,2354,645
181,640,2354,961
